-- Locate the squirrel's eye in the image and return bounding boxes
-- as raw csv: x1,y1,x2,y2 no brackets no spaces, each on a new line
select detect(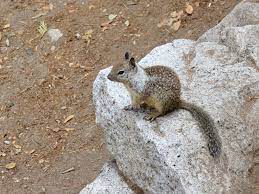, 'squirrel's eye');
118,70,124,75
